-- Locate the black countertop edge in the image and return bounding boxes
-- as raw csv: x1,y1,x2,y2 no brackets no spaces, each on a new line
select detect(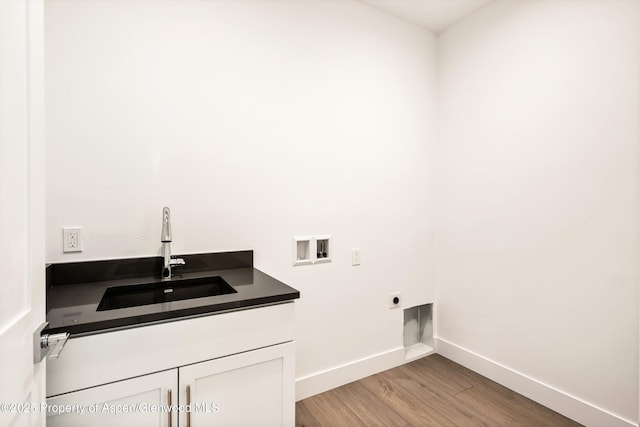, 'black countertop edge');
47,250,253,286
47,294,299,337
